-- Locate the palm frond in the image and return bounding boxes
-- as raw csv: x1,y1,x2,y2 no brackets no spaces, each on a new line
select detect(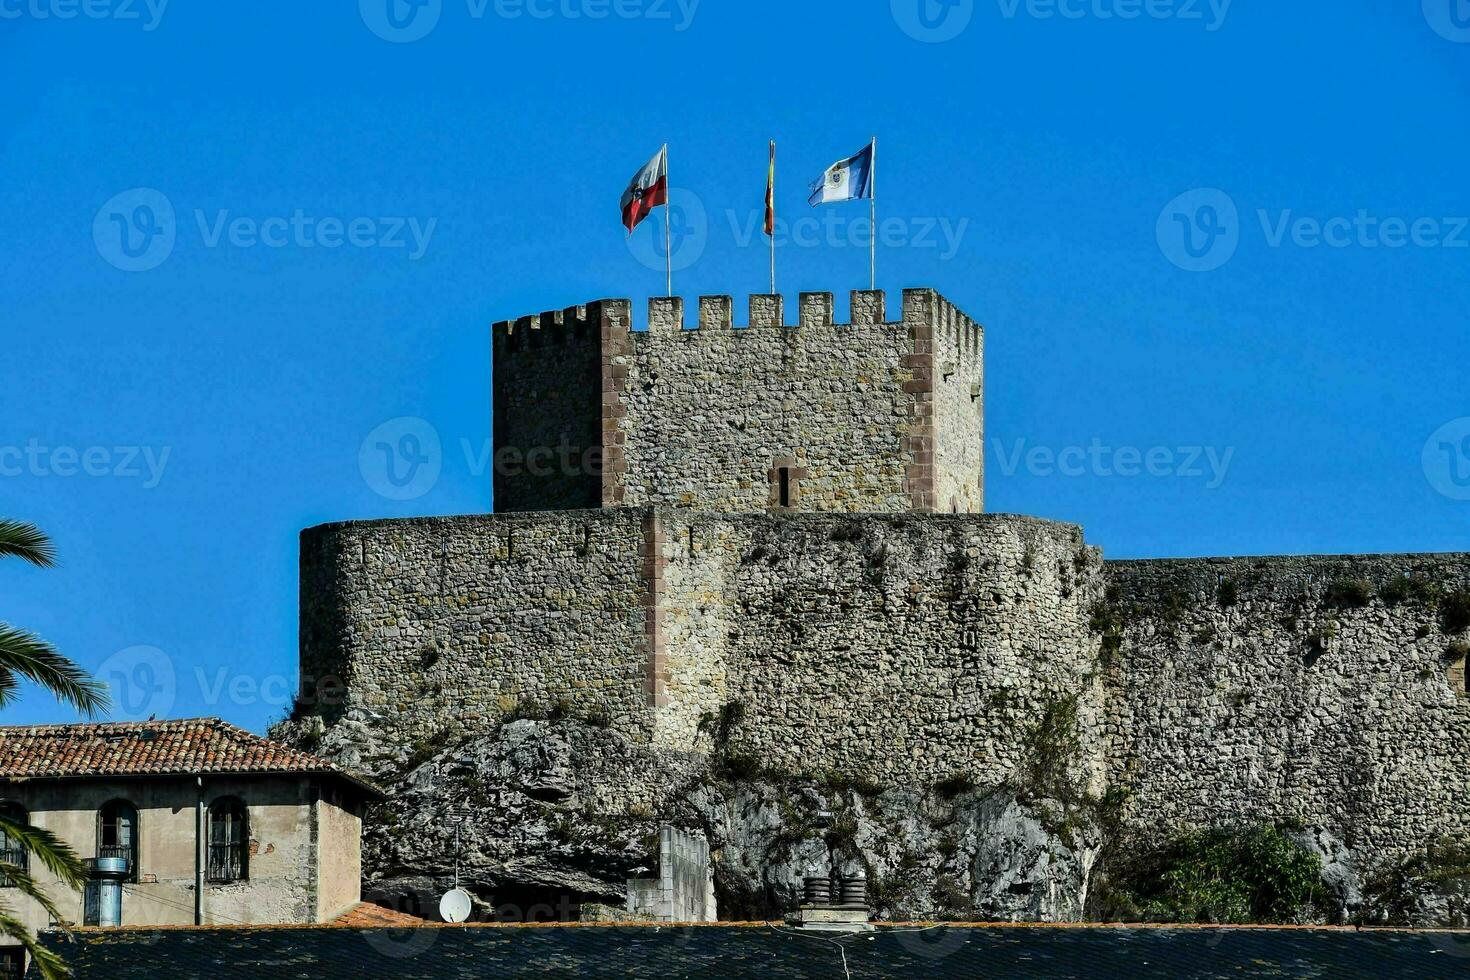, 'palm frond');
0,625,108,715
0,521,56,567
0,860,72,934
0,815,88,890
0,905,71,980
